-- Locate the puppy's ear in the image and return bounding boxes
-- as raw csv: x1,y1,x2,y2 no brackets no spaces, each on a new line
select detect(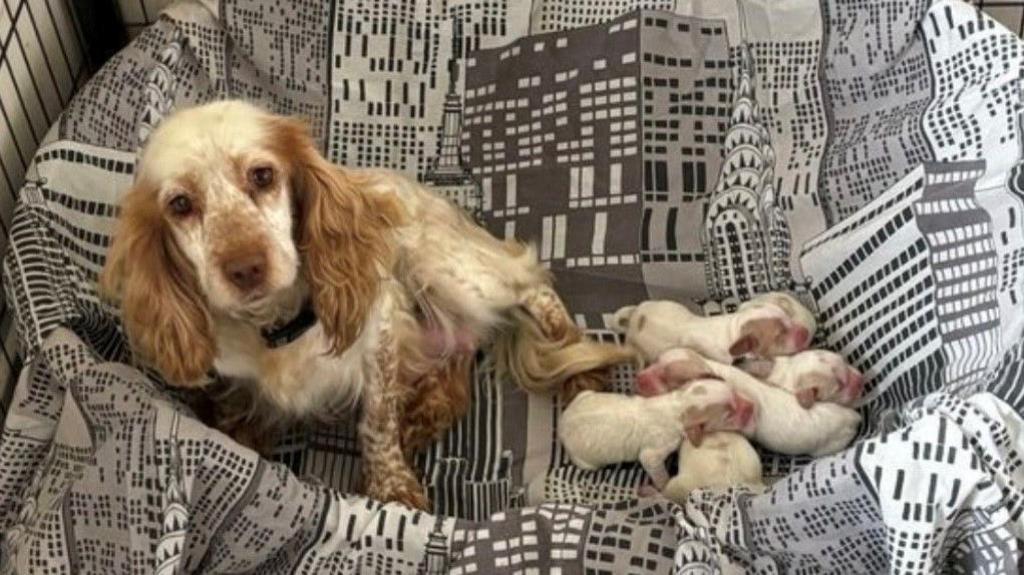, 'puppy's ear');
100,183,215,385
795,388,817,409
734,317,785,357
610,305,637,333
684,422,705,447
270,117,405,353
728,335,757,357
